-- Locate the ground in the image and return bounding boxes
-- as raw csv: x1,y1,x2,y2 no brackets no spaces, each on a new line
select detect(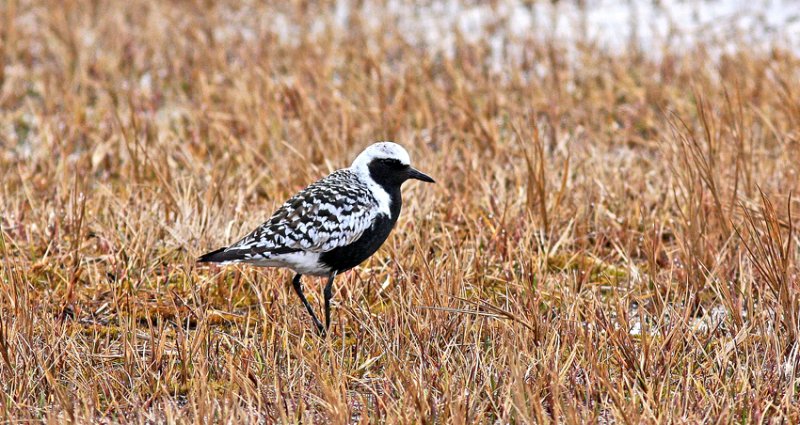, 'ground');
1,0,799,423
